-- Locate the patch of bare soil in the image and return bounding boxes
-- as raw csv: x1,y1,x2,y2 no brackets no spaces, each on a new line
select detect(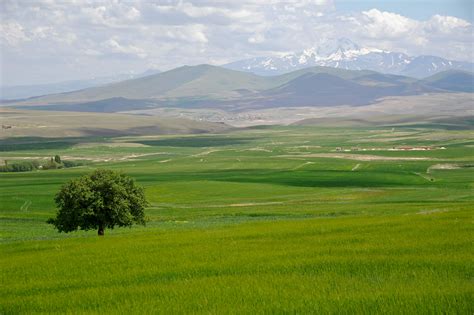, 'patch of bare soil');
73,142,151,148
191,149,231,157
427,164,461,173
417,209,449,215
0,156,46,162
352,136,421,143
226,201,284,207
278,153,436,161
239,147,272,152
288,145,321,149
155,201,285,209
61,152,171,162
292,161,315,170
413,172,435,182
